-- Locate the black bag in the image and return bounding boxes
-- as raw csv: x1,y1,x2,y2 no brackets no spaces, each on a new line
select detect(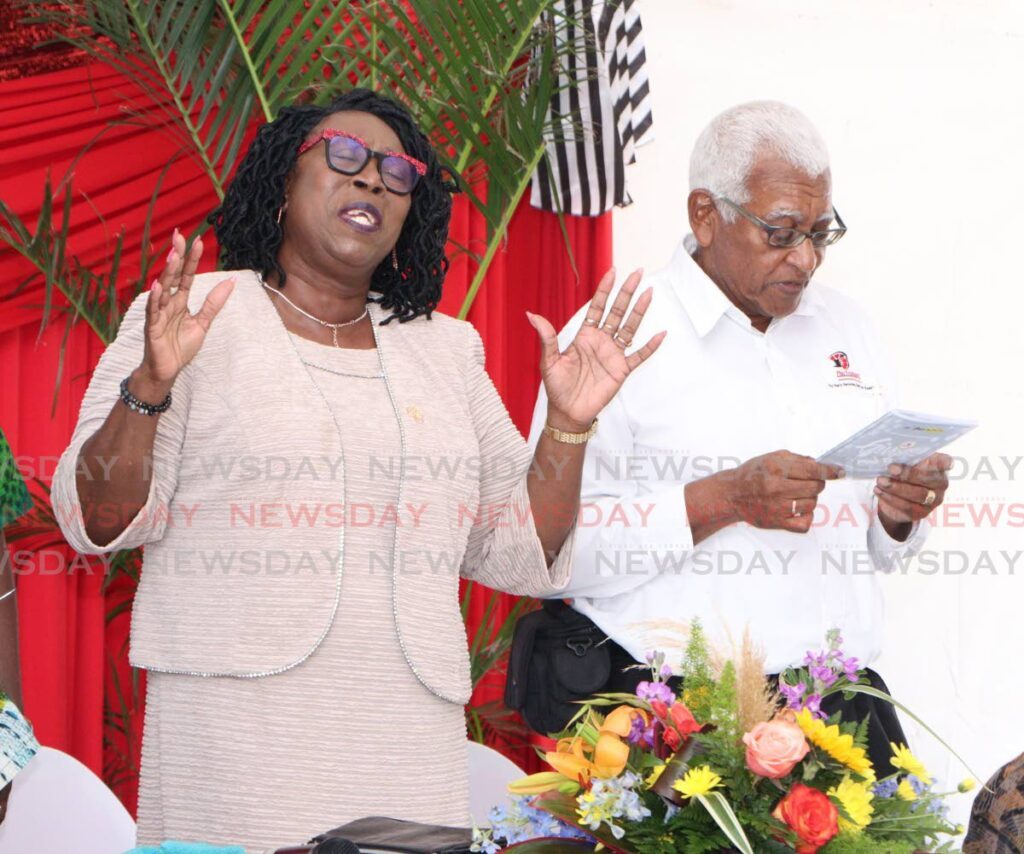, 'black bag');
504,600,614,734
307,816,473,853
